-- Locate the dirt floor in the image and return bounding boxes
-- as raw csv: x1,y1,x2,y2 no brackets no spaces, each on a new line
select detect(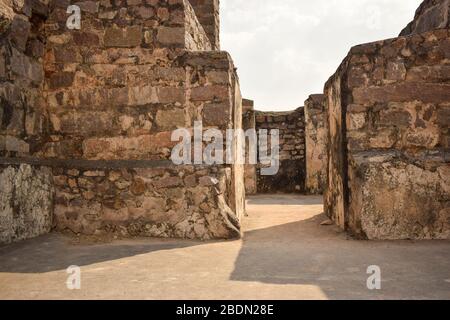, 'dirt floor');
1,194,449,300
